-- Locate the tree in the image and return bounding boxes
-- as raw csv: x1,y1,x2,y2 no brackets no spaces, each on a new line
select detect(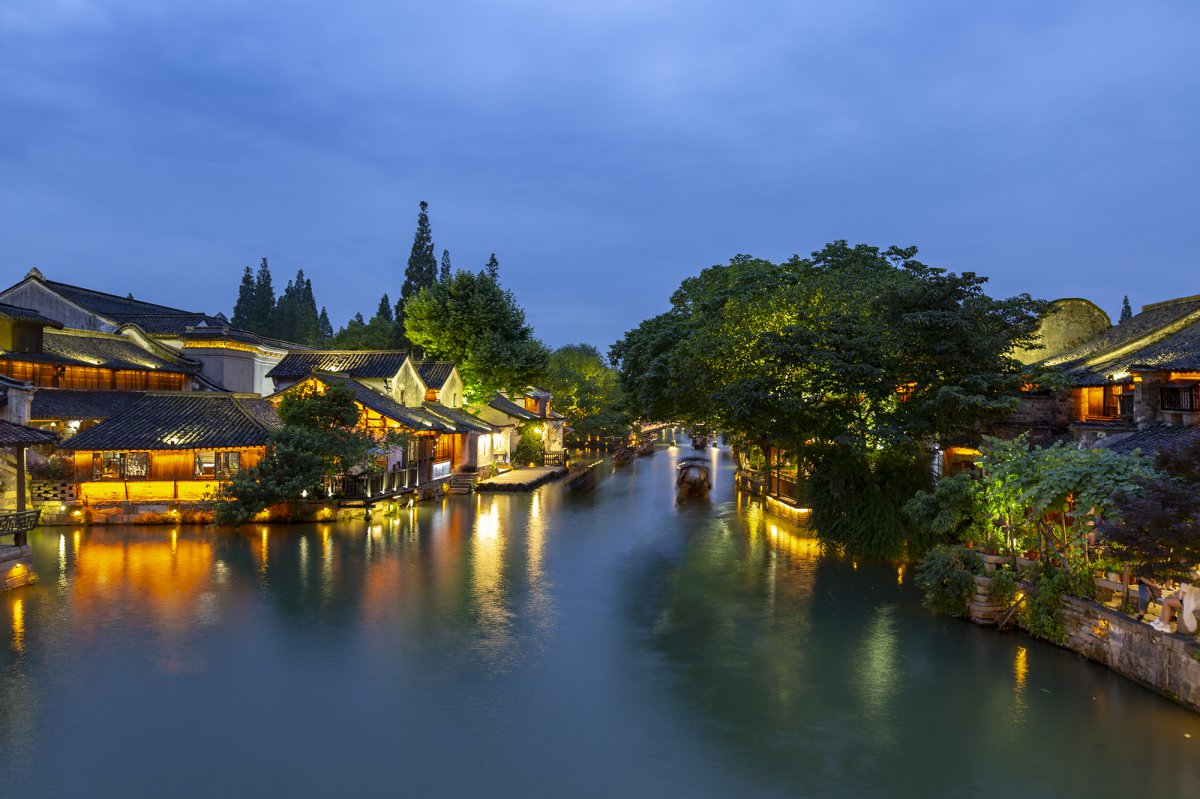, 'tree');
401,201,437,306
542,344,630,437
1099,438,1200,580
485,253,500,281
404,268,548,405
1120,295,1133,324
375,293,394,324
272,270,322,345
318,307,334,342
610,243,1047,558
251,257,276,337
231,266,256,329
439,249,452,282
213,383,404,525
